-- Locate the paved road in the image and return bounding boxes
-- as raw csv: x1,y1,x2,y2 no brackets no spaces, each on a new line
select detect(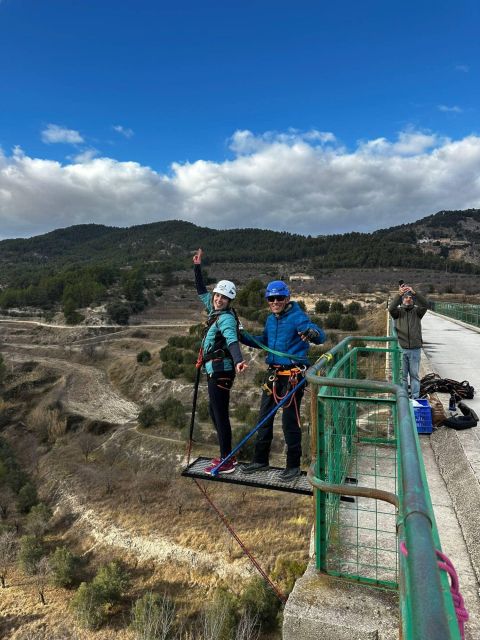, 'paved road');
422,311,480,422
421,311,480,639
